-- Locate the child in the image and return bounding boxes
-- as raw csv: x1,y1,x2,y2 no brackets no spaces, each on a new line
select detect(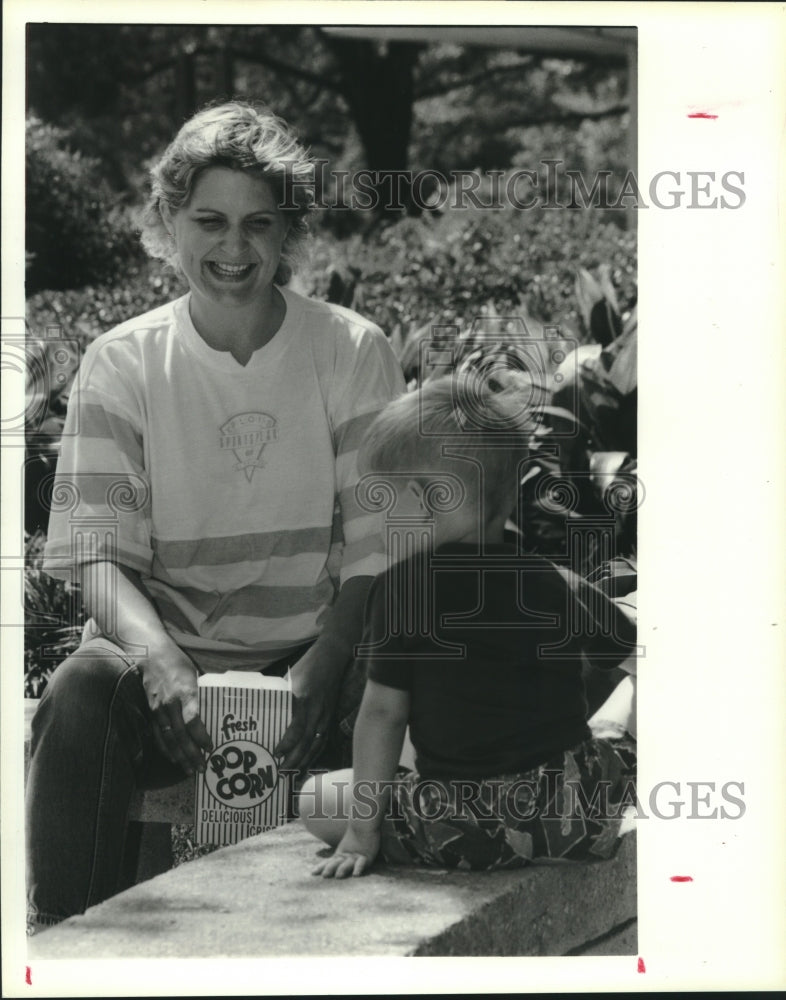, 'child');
299,371,637,877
